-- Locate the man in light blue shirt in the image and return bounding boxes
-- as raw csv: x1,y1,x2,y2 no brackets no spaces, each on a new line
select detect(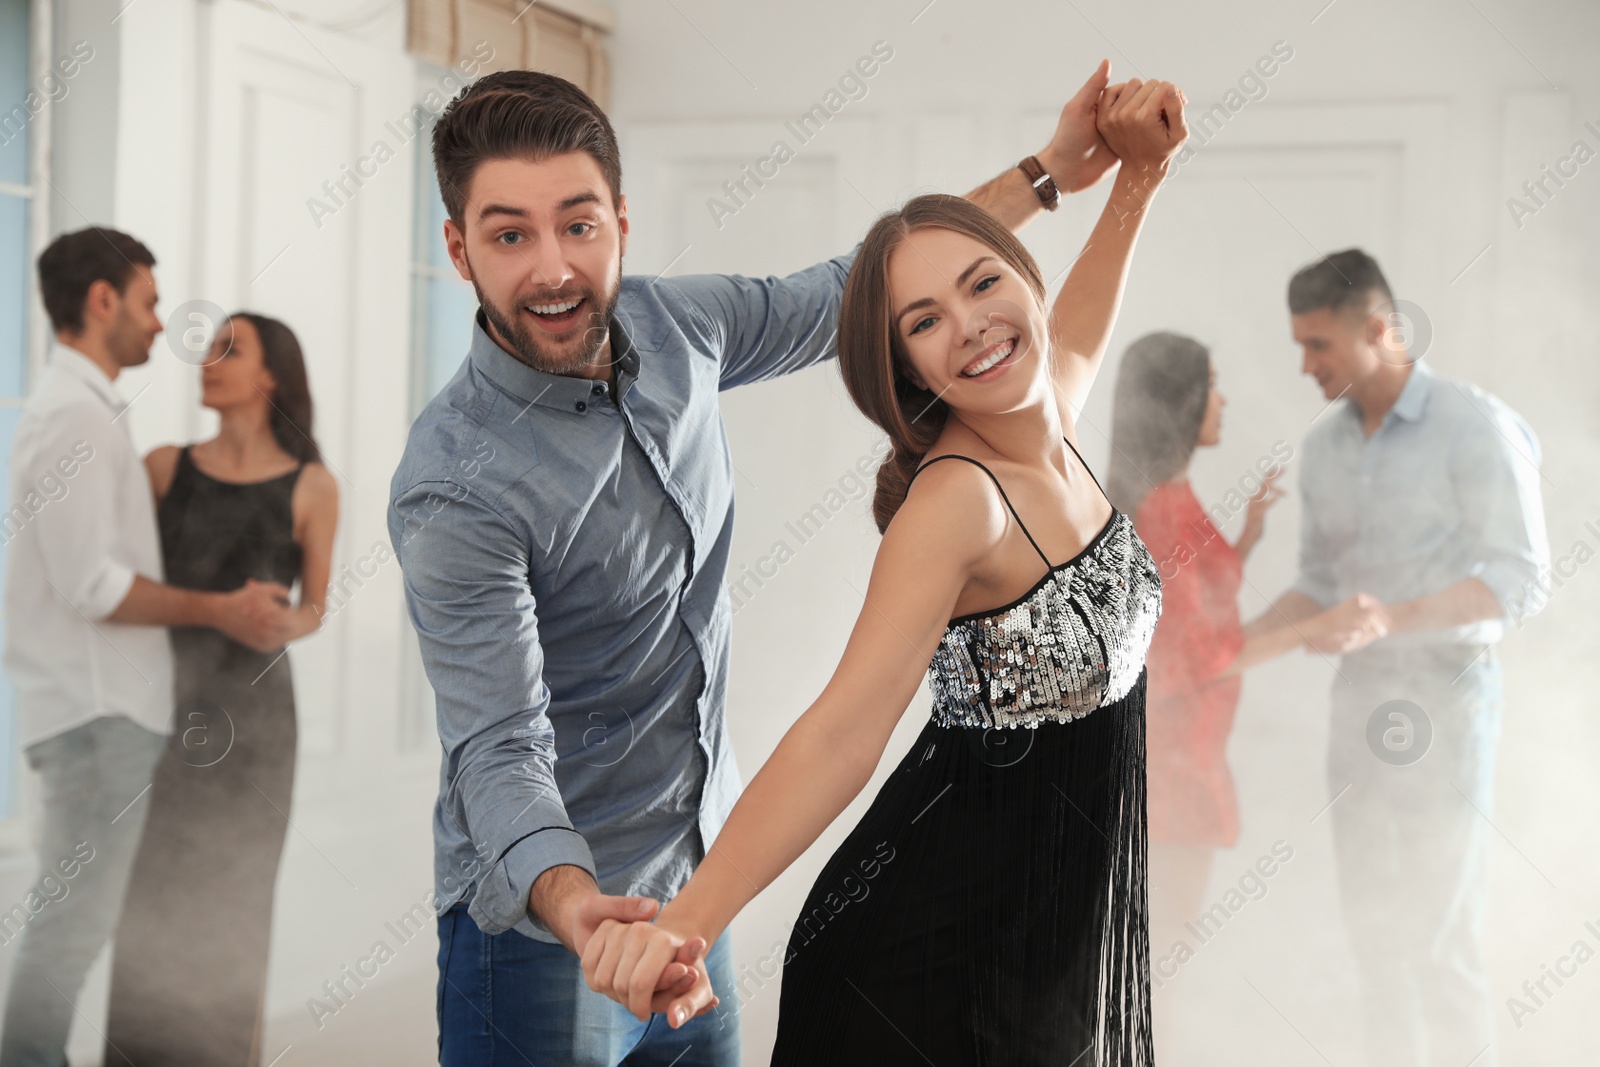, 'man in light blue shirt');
390,66,1124,1065
1254,249,1548,1067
